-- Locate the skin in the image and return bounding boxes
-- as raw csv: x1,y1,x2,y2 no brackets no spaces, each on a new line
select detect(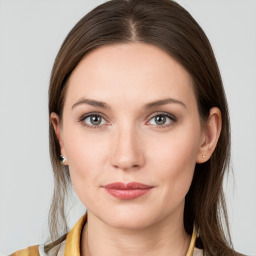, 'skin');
51,43,221,256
